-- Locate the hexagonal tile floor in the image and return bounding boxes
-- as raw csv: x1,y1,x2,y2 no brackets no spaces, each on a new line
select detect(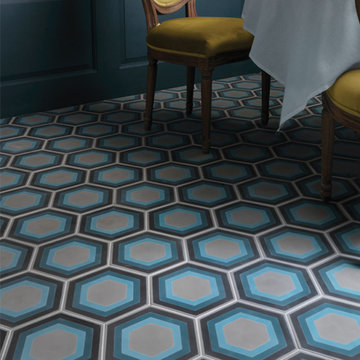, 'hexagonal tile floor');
0,74,359,360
